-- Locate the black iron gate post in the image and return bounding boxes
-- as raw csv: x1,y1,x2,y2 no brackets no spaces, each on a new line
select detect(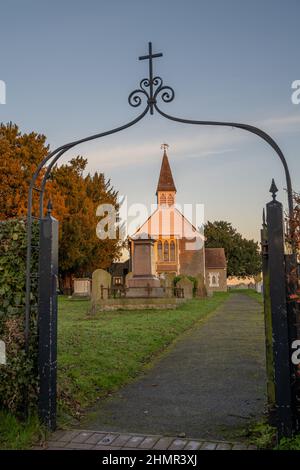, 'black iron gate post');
38,201,59,430
266,180,293,438
261,209,276,418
